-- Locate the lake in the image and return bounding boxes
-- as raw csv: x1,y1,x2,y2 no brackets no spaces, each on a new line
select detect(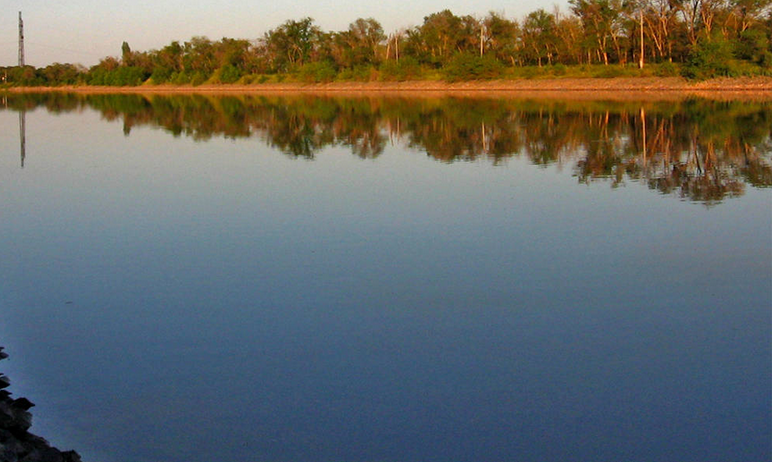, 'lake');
0,93,770,462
